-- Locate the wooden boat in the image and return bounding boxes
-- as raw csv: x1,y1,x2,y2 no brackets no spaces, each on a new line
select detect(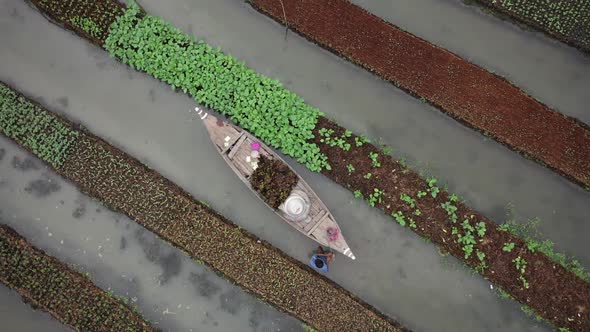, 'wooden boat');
196,108,356,260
